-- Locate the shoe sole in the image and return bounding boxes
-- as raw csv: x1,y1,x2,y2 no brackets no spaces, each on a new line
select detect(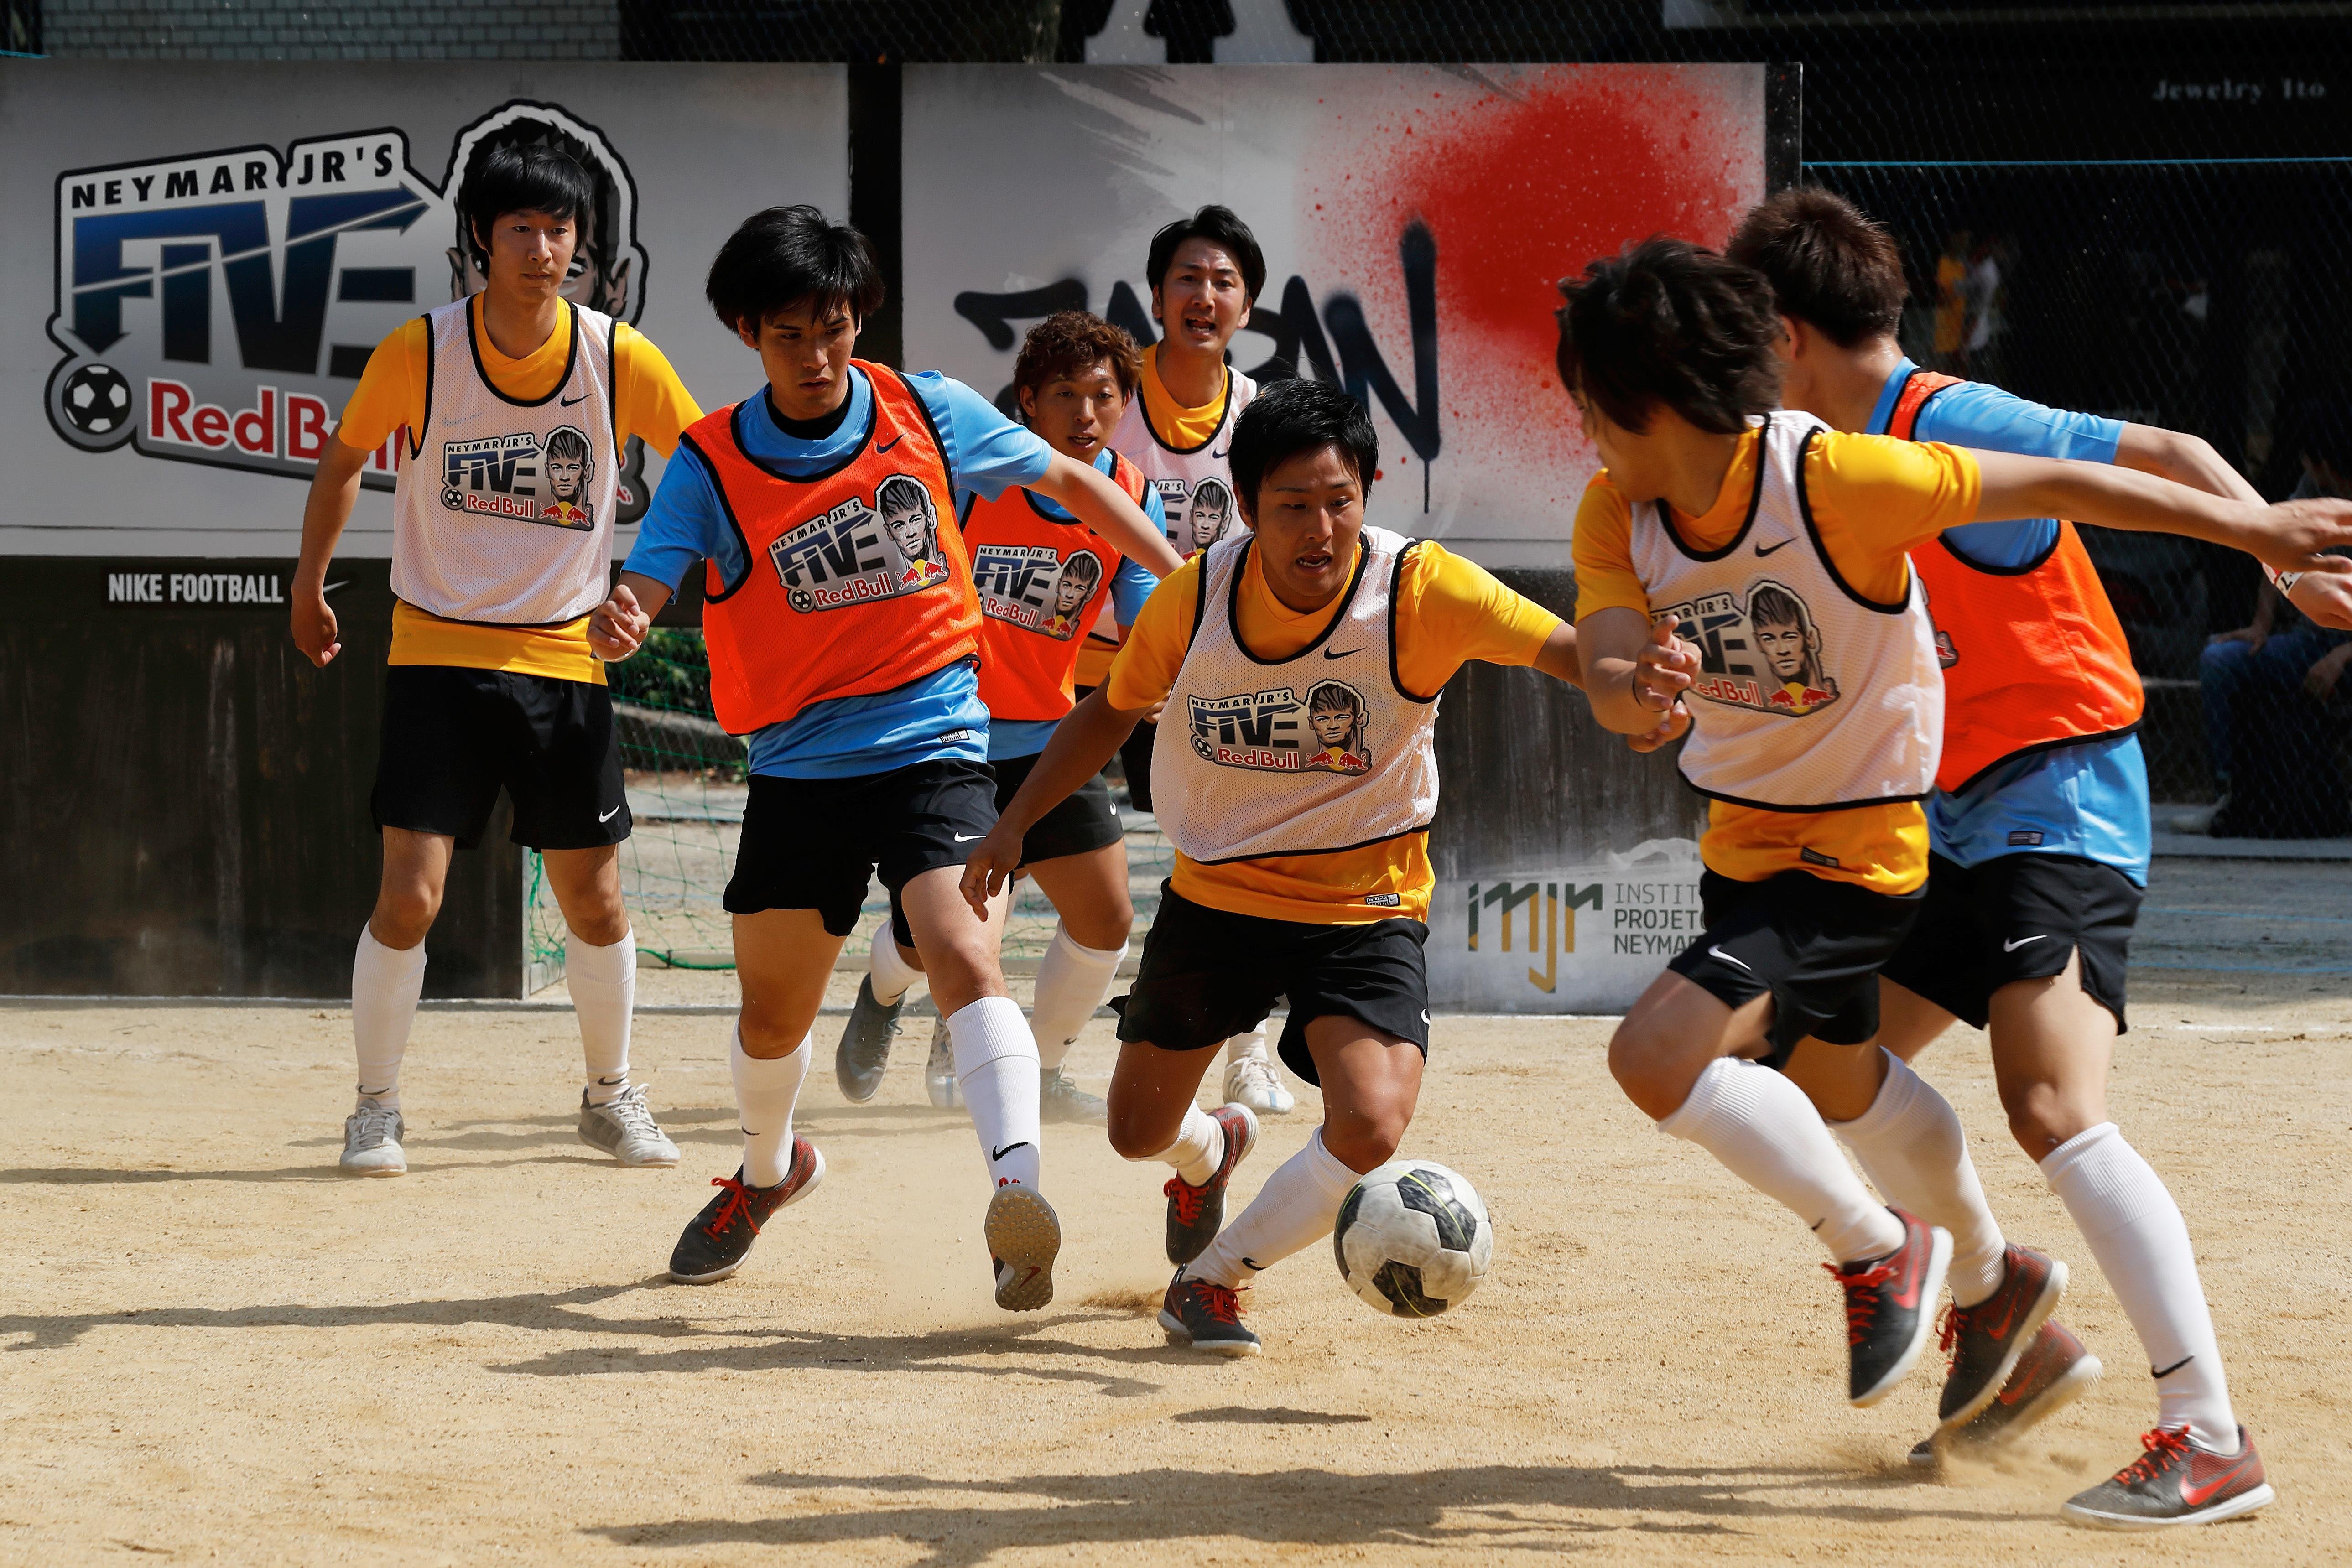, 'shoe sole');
1910,1351,2103,1469
667,1149,827,1285
1852,1225,1953,1408
1157,1308,1262,1357
1937,1256,2070,1433
2061,1482,2274,1531
987,1187,1061,1312
339,1158,405,1177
